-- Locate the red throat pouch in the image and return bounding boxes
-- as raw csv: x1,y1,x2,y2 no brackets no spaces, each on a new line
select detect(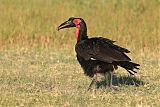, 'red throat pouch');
73,19,81,40
75,25,80,40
